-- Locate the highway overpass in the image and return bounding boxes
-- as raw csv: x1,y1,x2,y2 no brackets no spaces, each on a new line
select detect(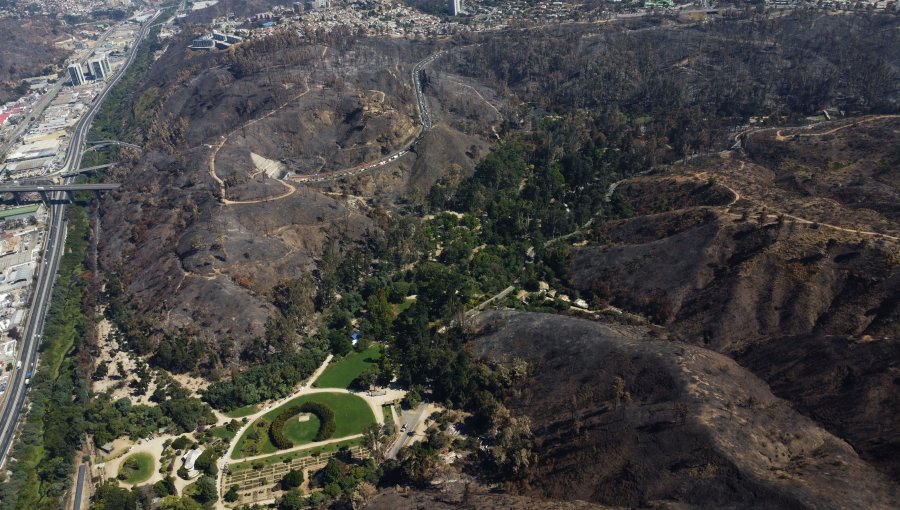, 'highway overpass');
0,183,120,203
0,183,120,193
